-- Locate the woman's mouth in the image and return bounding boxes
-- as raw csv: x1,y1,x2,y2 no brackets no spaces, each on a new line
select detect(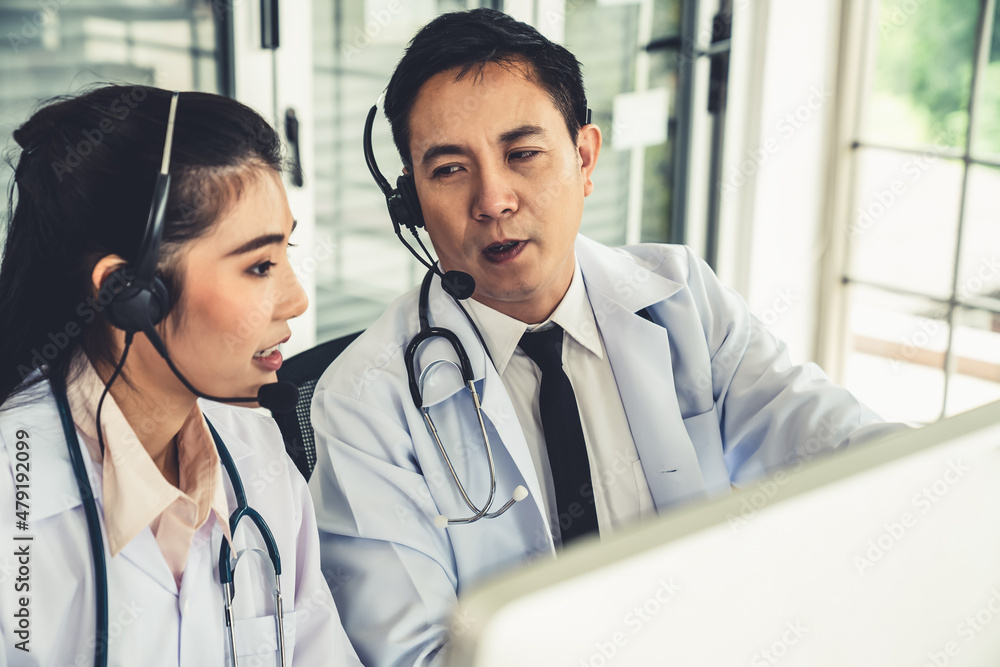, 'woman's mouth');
253,343,284,371
482,240,526,264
